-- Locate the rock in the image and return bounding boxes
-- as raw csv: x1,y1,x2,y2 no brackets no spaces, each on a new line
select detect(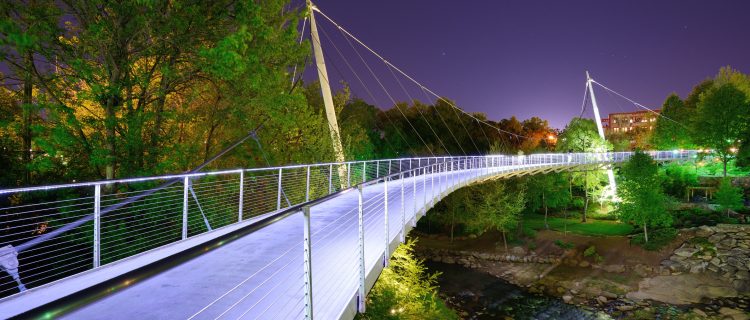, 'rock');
634,264,652,277
719,307,750,320
711,257,723,267
601,291,618,299
597,296,608,304
736,270,750,280
689,262,707,274
562,294,573,303
468,234,477,239
674,247,700,257
692,308,708,317
579,260,590,268
617,305,635,311
696,226,715,237
510,246,526,256
604,264,626,273
719,238,738,248
709,233,726,244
